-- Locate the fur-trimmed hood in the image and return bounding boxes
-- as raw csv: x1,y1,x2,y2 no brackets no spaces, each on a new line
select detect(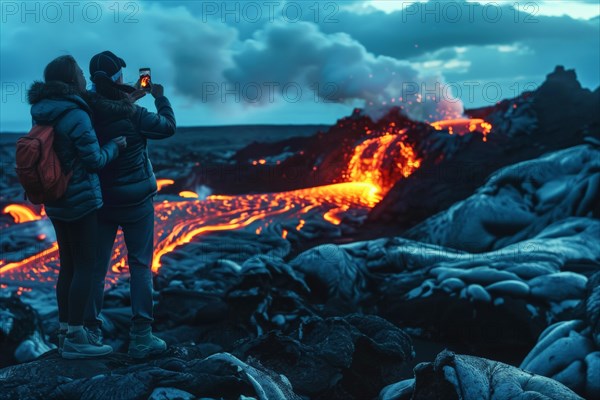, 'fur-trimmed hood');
29,81,90,124
83,91,136,120
27,80,82,105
